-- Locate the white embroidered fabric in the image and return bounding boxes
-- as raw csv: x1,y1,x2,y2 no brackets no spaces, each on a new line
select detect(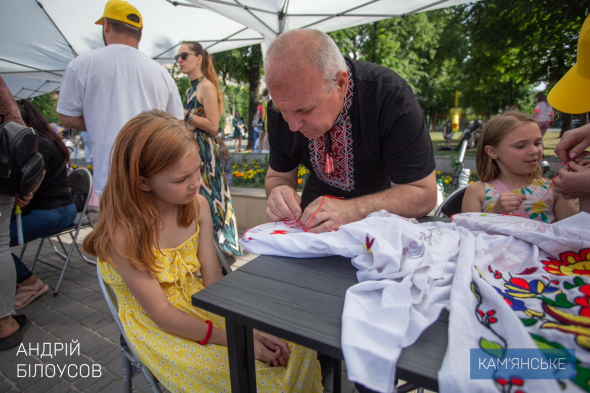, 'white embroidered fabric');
239,211,590,393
